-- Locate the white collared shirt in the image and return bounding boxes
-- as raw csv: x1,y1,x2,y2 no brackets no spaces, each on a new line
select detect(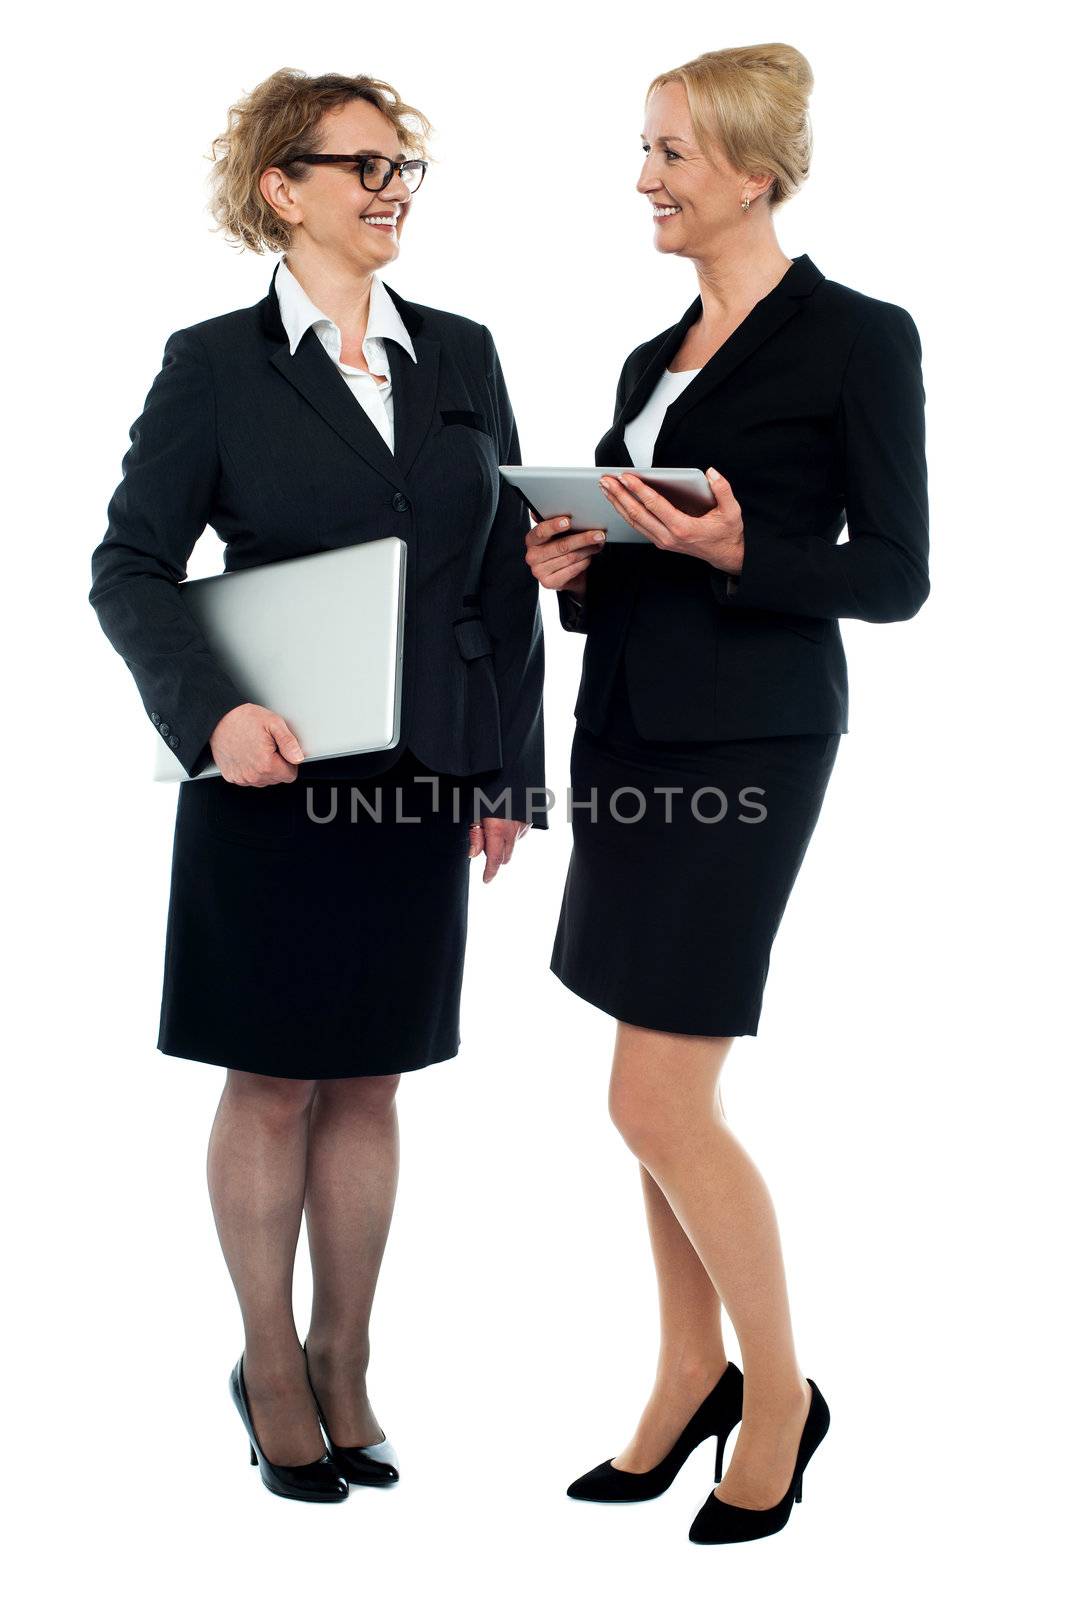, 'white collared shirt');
274,256,417,453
